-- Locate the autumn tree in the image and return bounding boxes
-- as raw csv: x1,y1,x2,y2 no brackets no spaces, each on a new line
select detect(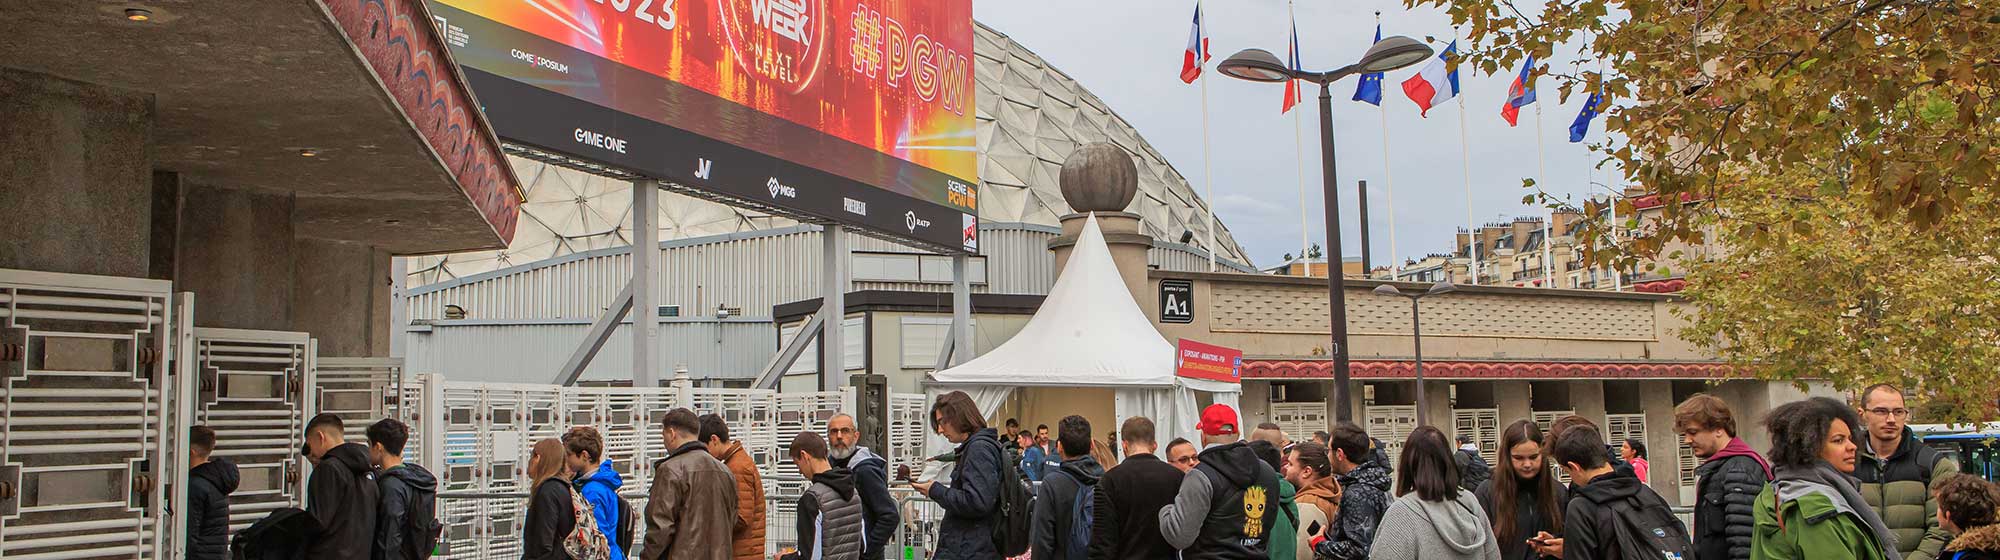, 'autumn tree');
1414,0,2000,418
